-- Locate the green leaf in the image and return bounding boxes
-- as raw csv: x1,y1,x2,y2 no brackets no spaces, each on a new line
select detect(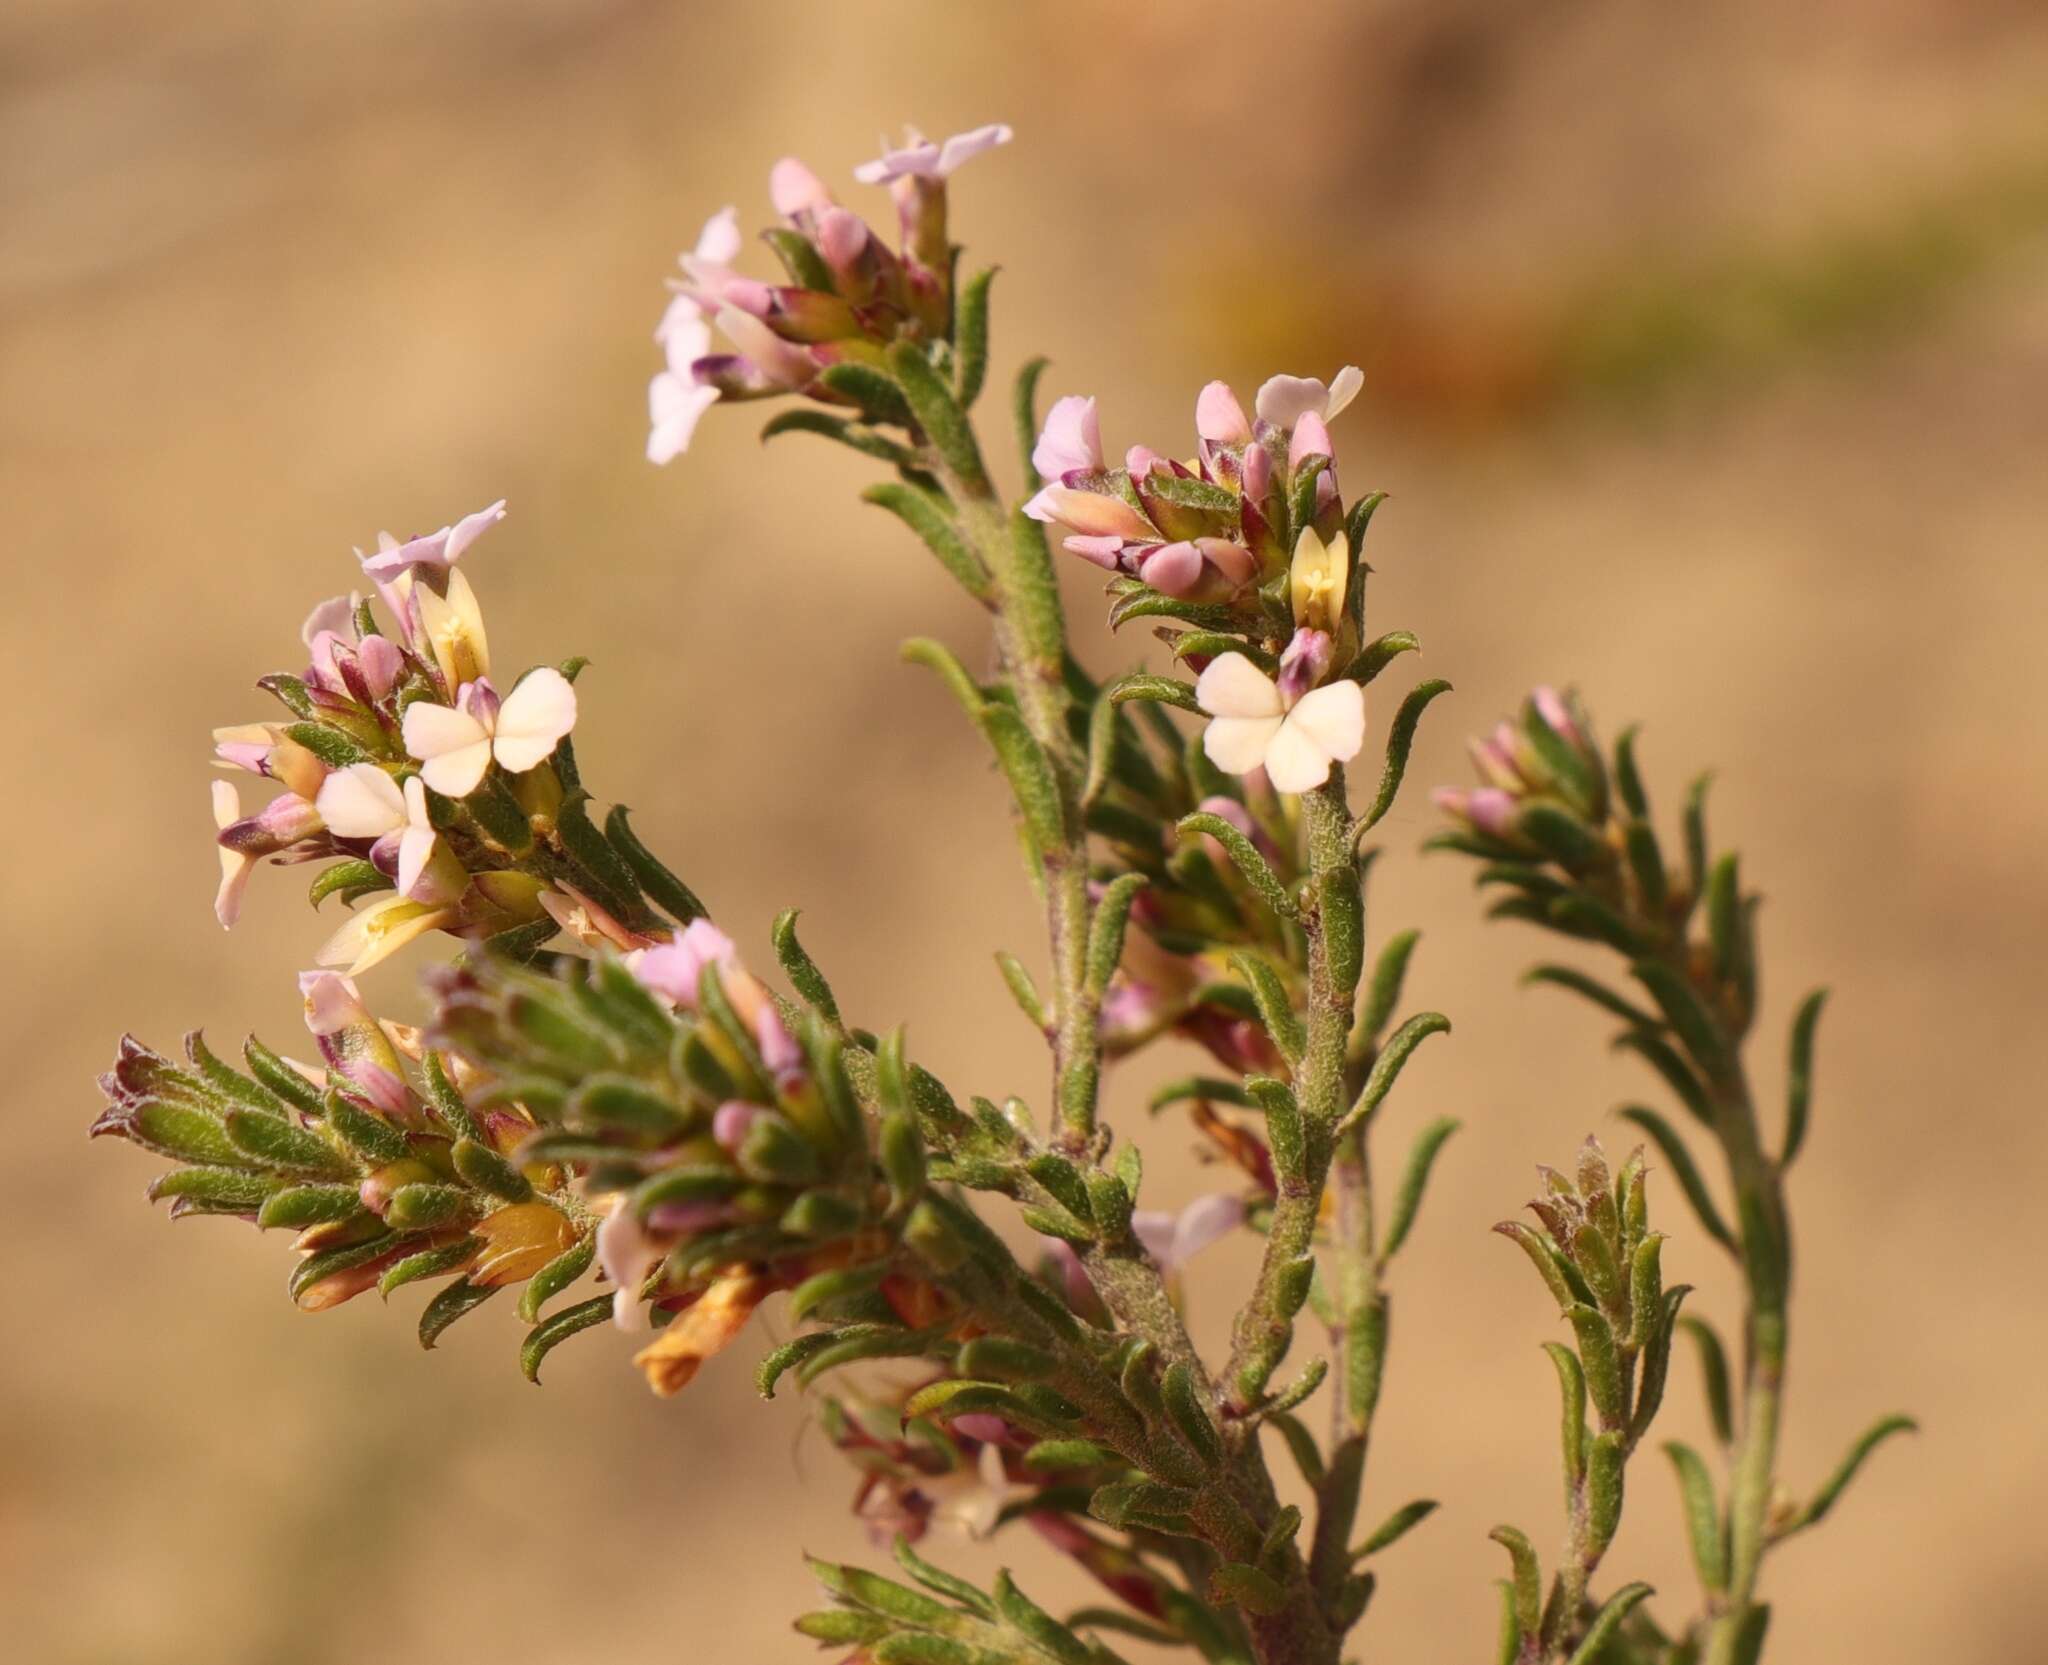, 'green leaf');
1207,1564,1285,1616
894,1535,998,1620
1356,928,1420,1048
1013,356,1050,490
1085,873,1147,997
865,483,991,599
1614,1031,1717,1129
980,702,1069,857
1495,1220,1595,1311
1562,1582,1655,1665
1488,1525,1543,1641
1617,1105,1736,1250
1517,802,1607,872
1613,724,1650,819
1522,964,1661,1029
242,1037,325,1116
1177,811,1297,921
1380,1116,1460,1260
994,951,1048,1031
761,226,835,290
1543,1341,1588,1490
1569,1304,1626,1427
148,1167,282,1212
418,1274,499,1349
1355,678,1452,835
770,908,841,1025
1162,1361,1224,1466
452,1136,533,1202
284,721,371,768
761,407,920,466
309,859,391,909
1679,1315,1735,1446
1229,951,1306,1067
1623,819,1669,916
386,1182,472,1232
256,1184,365,1230
818,362,913,427
1267,1412,1324,1488
1343,1012,1451,1130
1665,1441,1728,1590
1706,853,1744,985
604,806,707,924
1682,773,1713,902
1147,1075,1252,1113
323,1091,409,1165
1779,1415,1917,1537
379,1237,482,1298
952,267,996,407
1343,629,1420,685
520,1293,613,1382
887,341,988,496
223,1108,353,1179
1353,1498,1438,1561
1782,987,1828,1165
1584,1428,1627,1558
516,1229,596,1322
